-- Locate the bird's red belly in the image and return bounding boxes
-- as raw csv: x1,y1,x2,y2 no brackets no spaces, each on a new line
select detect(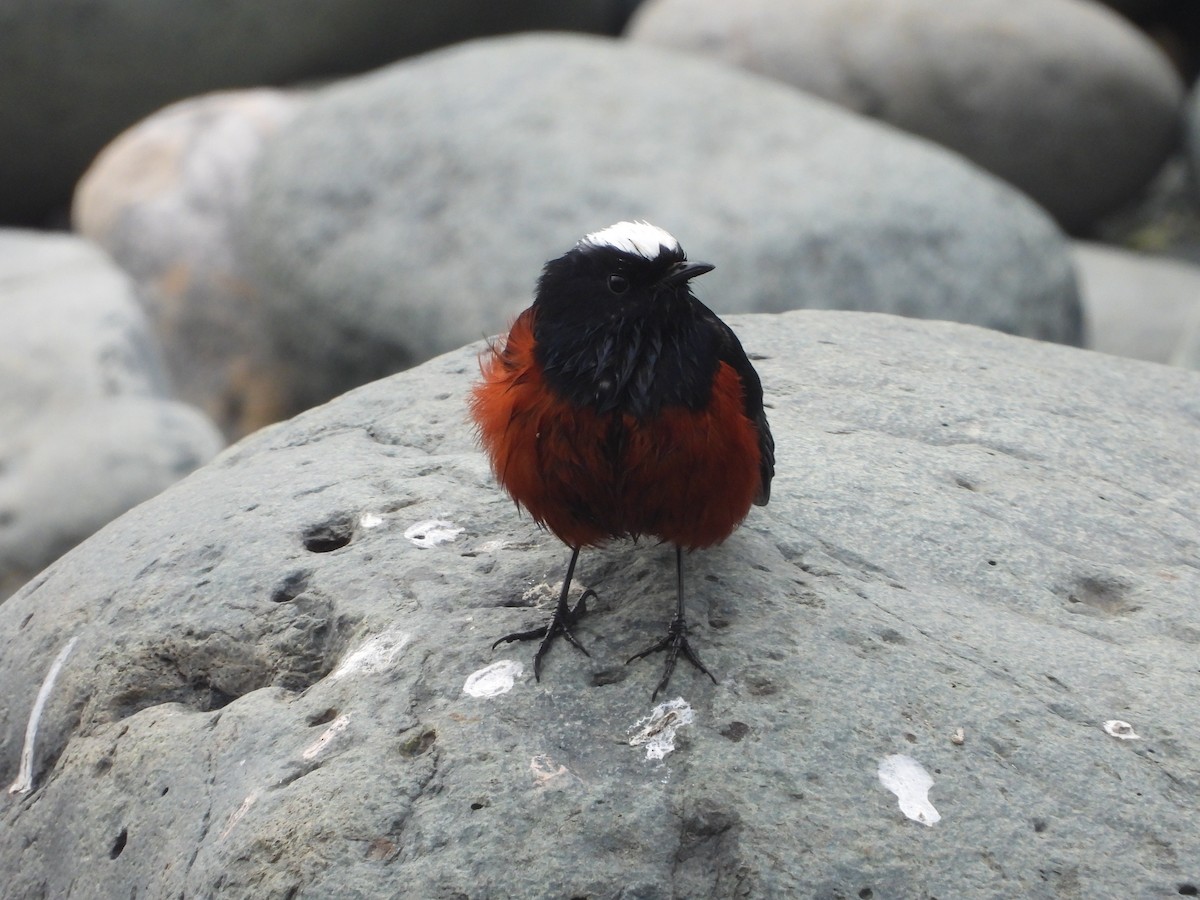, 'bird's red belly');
471,320,761,549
